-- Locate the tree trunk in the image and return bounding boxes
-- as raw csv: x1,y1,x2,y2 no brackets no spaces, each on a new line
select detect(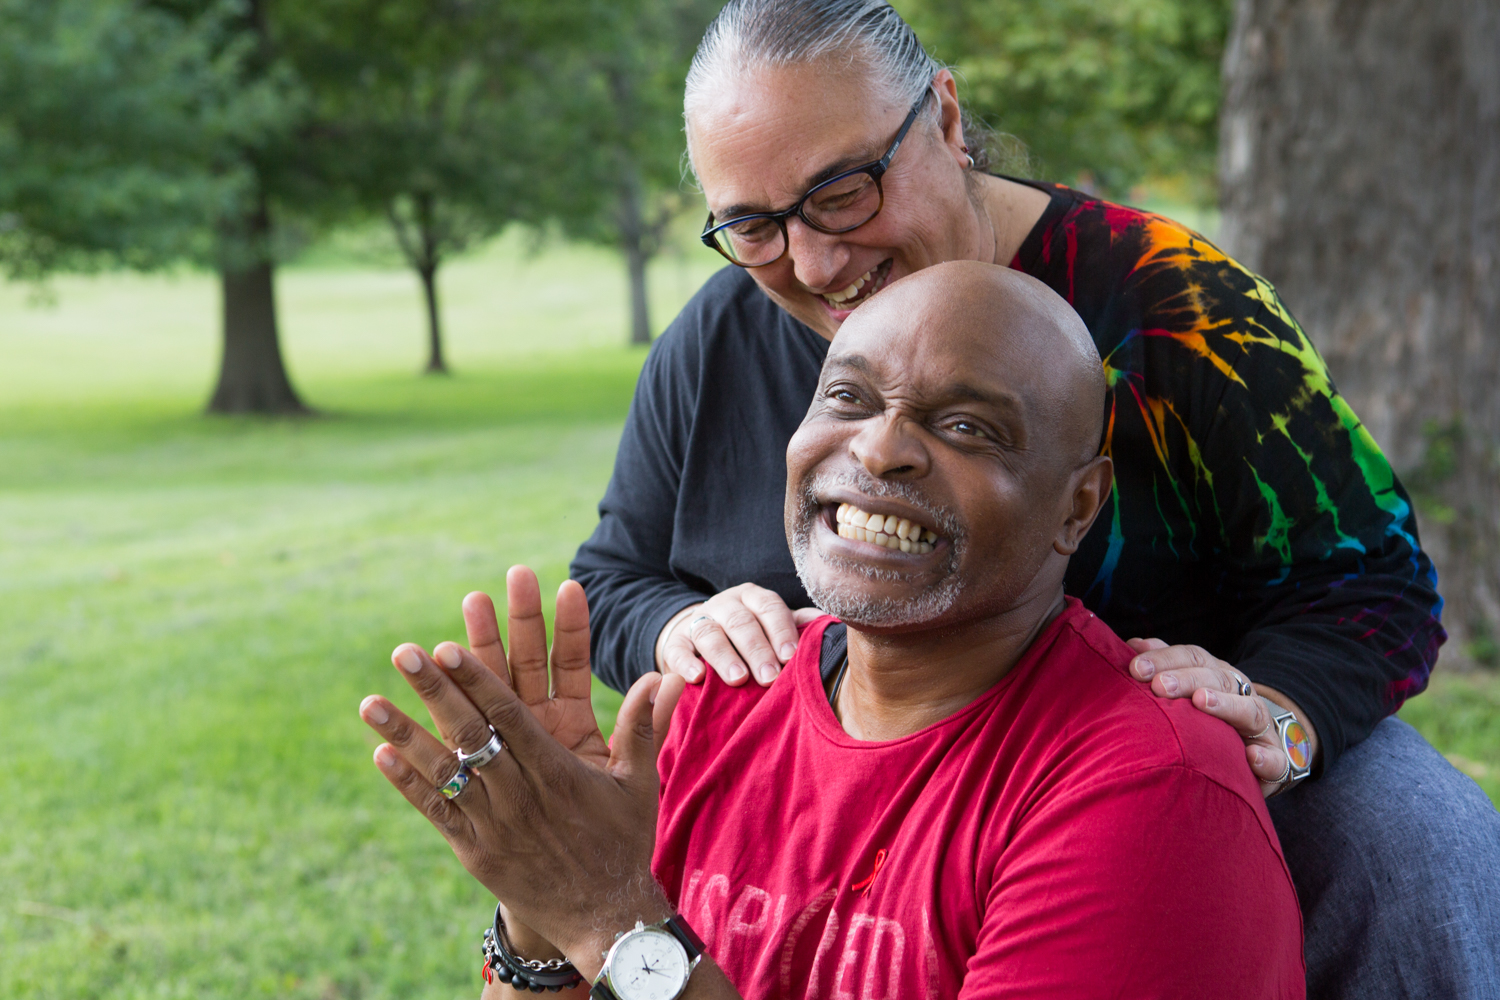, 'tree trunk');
419,263,446,374
617,174,653,346
1218,0,1500,664
206,202,307,415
